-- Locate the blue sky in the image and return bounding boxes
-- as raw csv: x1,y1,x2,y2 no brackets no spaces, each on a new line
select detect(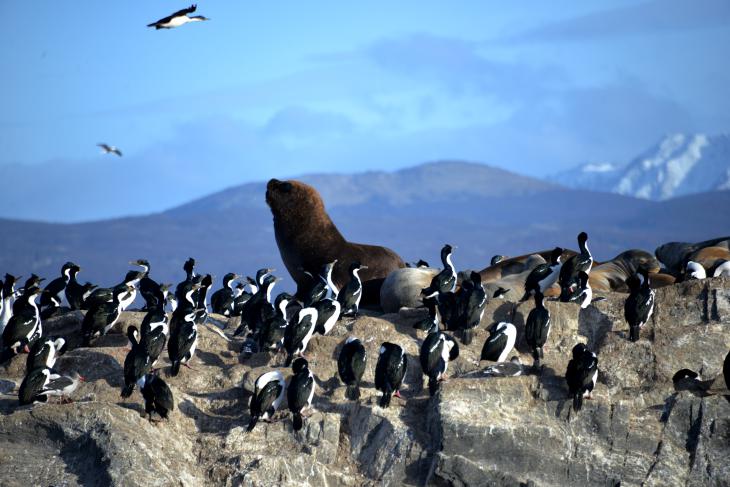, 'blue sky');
1,1,729,221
